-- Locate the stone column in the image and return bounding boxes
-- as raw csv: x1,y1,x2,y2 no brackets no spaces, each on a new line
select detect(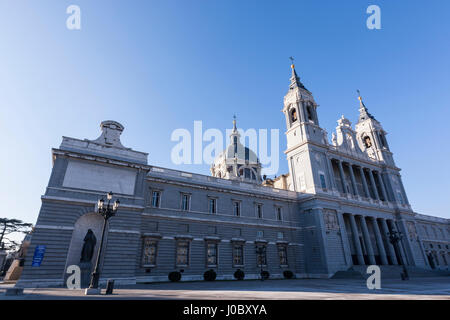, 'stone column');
368,169,380,200
326,157,338,191
380,219,398,265
337,211,353,268
375,171,388,202
348,164,359,197
371,218,388,265
359,167,370,199
337,160,347,194
359,216,376,265
348,214,365,265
